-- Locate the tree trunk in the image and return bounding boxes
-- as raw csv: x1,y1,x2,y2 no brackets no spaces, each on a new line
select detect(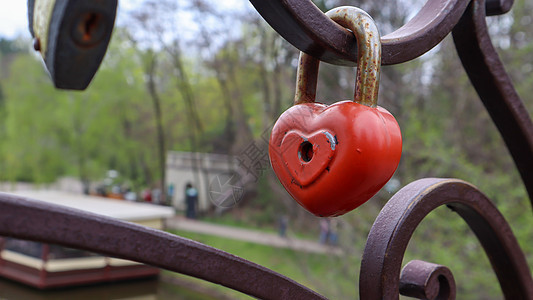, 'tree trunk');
146,52,167,204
